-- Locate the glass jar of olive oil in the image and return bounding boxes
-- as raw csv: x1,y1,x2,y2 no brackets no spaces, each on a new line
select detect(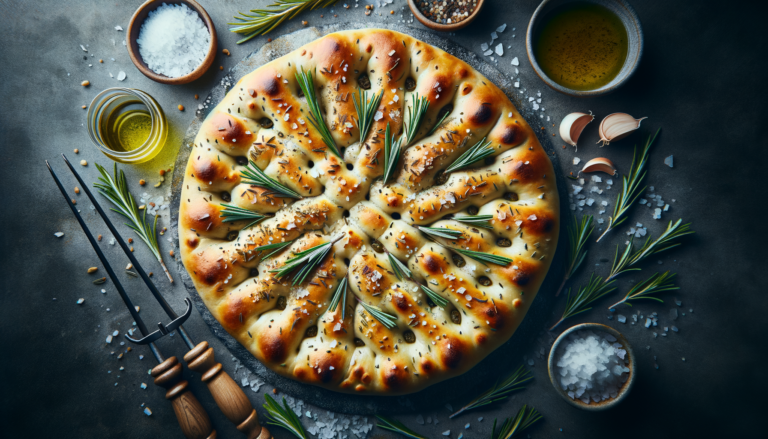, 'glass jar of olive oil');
86,88,167,164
